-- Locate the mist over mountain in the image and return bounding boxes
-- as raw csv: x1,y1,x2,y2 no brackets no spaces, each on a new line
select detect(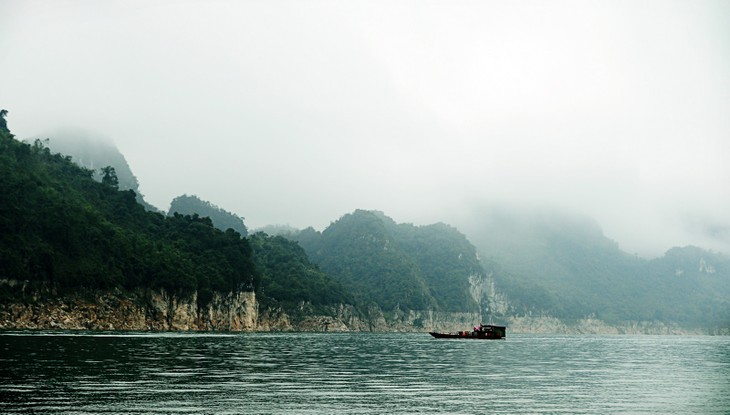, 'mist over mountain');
2,110,728,332
5,1,729,260
33,128,159,212
458,206,730,327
